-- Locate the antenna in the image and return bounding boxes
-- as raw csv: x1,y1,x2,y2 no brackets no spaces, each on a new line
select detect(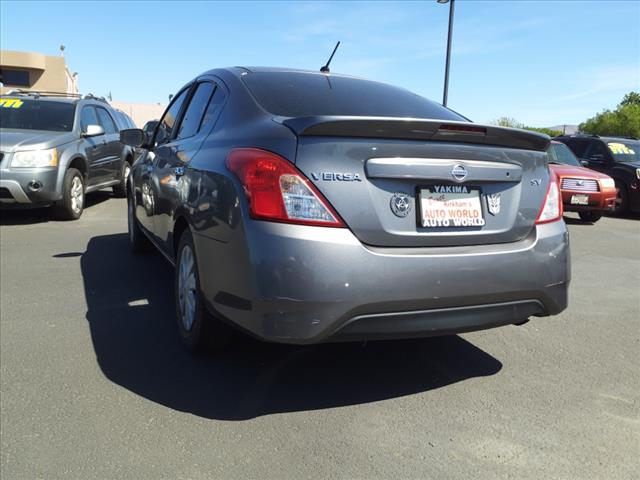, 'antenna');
320,41,341,73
